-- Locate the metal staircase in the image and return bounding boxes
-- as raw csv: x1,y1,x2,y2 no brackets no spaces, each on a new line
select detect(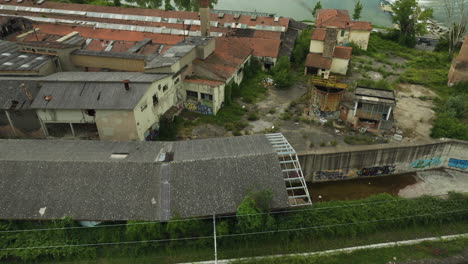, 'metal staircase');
265,133,312,206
